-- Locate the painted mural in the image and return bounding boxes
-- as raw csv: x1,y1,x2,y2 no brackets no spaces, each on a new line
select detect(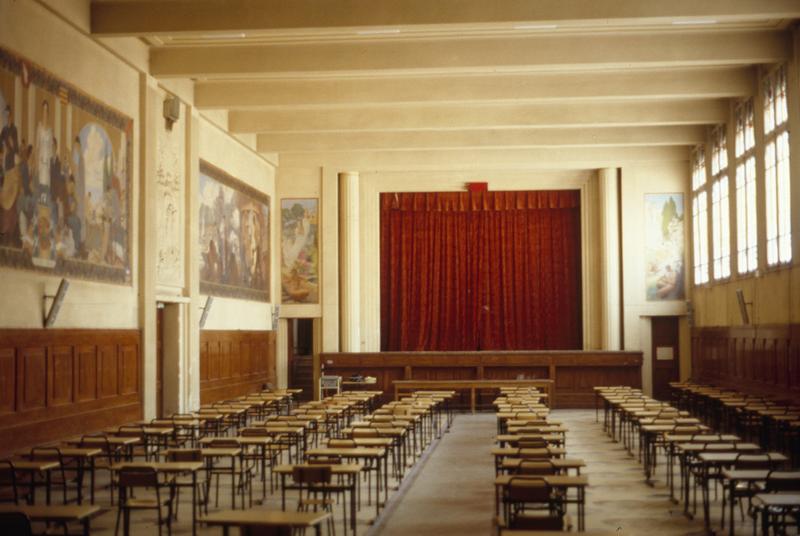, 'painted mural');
645,193,685,301
199,160,270,302
0,47,132,283
281,198,319,304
